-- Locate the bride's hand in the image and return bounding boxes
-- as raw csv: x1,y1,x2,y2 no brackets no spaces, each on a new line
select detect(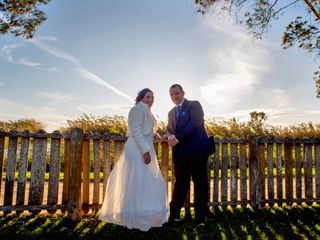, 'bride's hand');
154,132,163,143
143,152,151,165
